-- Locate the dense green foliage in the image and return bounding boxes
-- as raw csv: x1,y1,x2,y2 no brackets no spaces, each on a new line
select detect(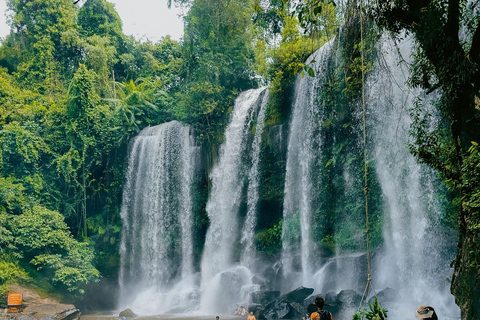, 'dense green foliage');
174,0,258,144
0,0,184,300
353,297,388,320
313,12,384,254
